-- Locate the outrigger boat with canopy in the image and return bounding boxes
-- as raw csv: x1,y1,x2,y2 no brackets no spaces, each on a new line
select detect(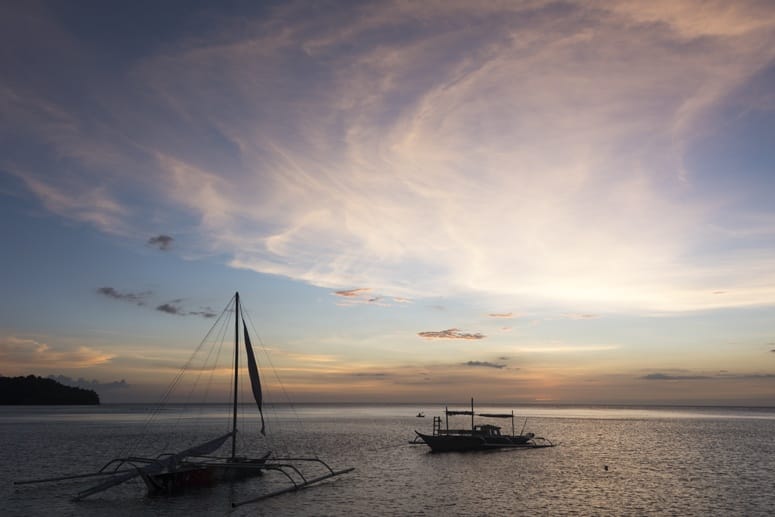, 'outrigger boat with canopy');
15,292,353,507
415,399,554,452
